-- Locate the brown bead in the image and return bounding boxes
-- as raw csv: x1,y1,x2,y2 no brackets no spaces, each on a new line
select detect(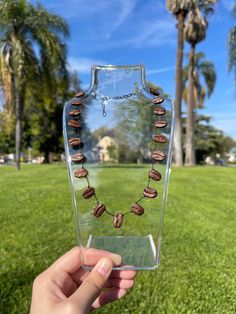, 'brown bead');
153,134,167,143
71,99,83,106
154,120,168,128
75,91,85,98
93,203,106,218
69,138,82,148
71,153,86,163
69,109,81,117
74,168,88,178
113,212,123,228
152,97,164,104
150,88,161,96
68,119,80,128
82,187,95,199
131,203,144,216
152,150,167,161
143,187,158,198
149,169,162,181
154,107,166,115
